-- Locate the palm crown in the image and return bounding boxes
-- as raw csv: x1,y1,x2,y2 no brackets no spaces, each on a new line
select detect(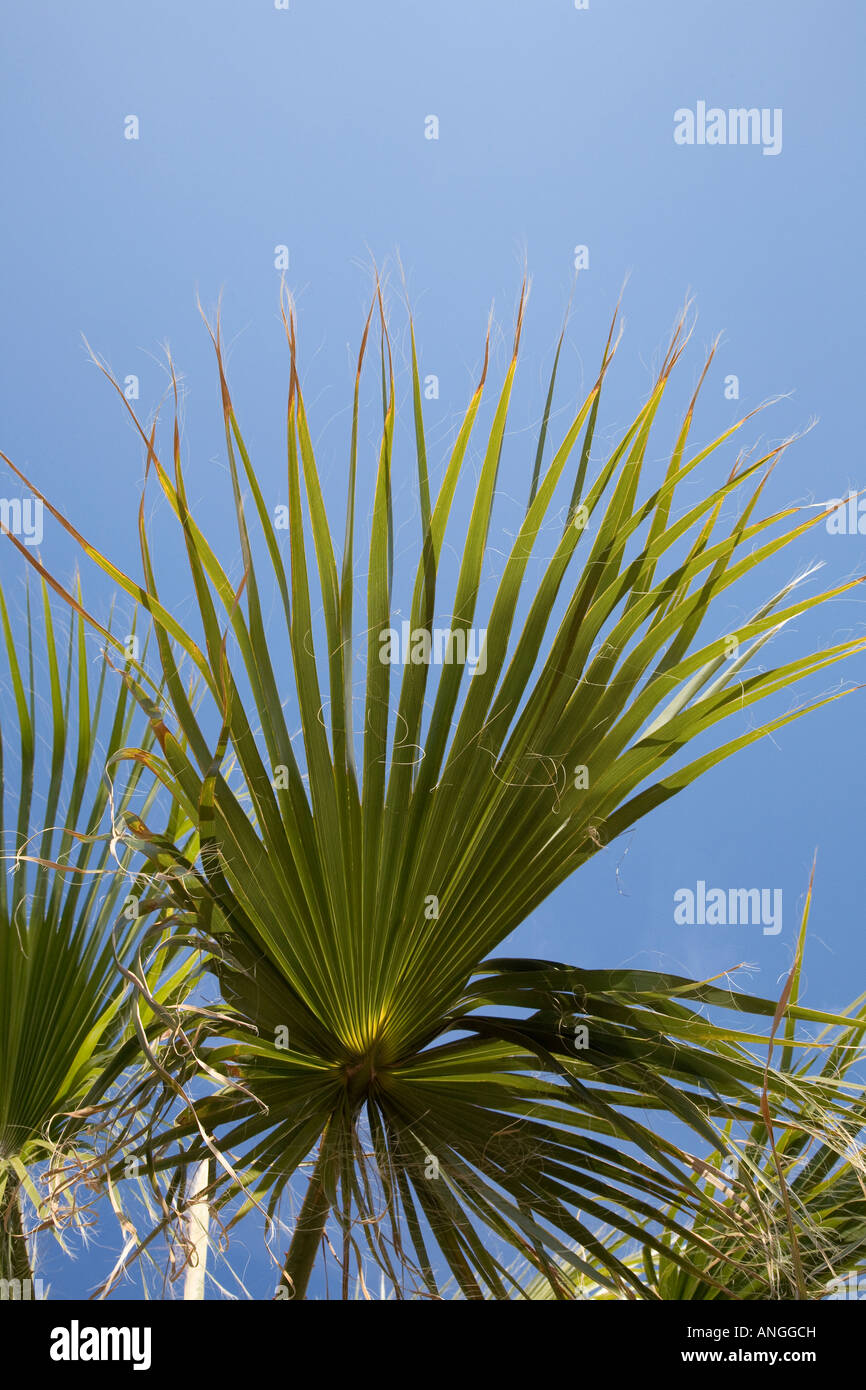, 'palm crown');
2,284,864,1300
